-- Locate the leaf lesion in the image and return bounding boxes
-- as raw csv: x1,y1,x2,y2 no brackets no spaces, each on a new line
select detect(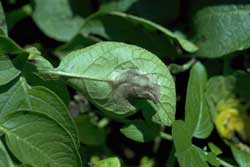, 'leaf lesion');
106,70,161,113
